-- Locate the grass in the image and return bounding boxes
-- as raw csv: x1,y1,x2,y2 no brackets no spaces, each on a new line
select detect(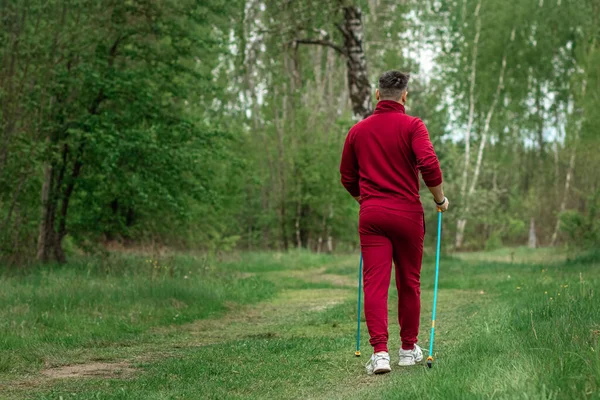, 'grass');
452,245,570,264
1,248,599,399
0,253,279,376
